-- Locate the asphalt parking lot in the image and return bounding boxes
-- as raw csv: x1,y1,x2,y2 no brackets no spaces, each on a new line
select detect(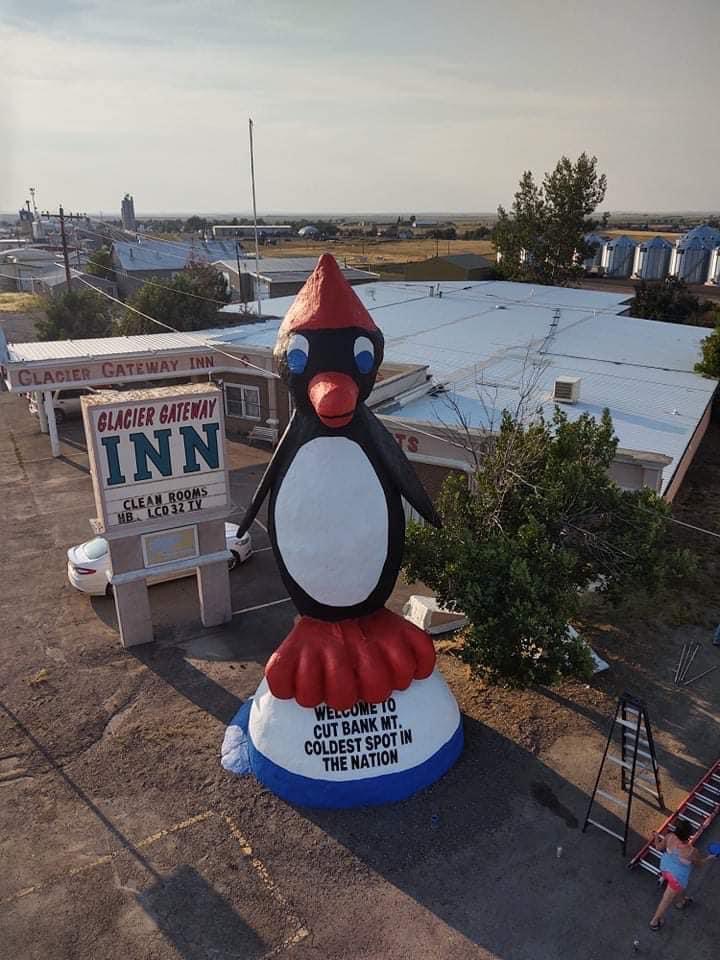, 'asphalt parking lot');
2,391,720,960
